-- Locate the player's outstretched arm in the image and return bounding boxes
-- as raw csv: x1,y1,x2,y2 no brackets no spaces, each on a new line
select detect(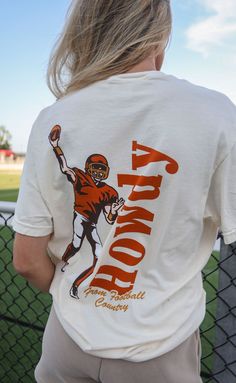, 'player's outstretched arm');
48,125,76,182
